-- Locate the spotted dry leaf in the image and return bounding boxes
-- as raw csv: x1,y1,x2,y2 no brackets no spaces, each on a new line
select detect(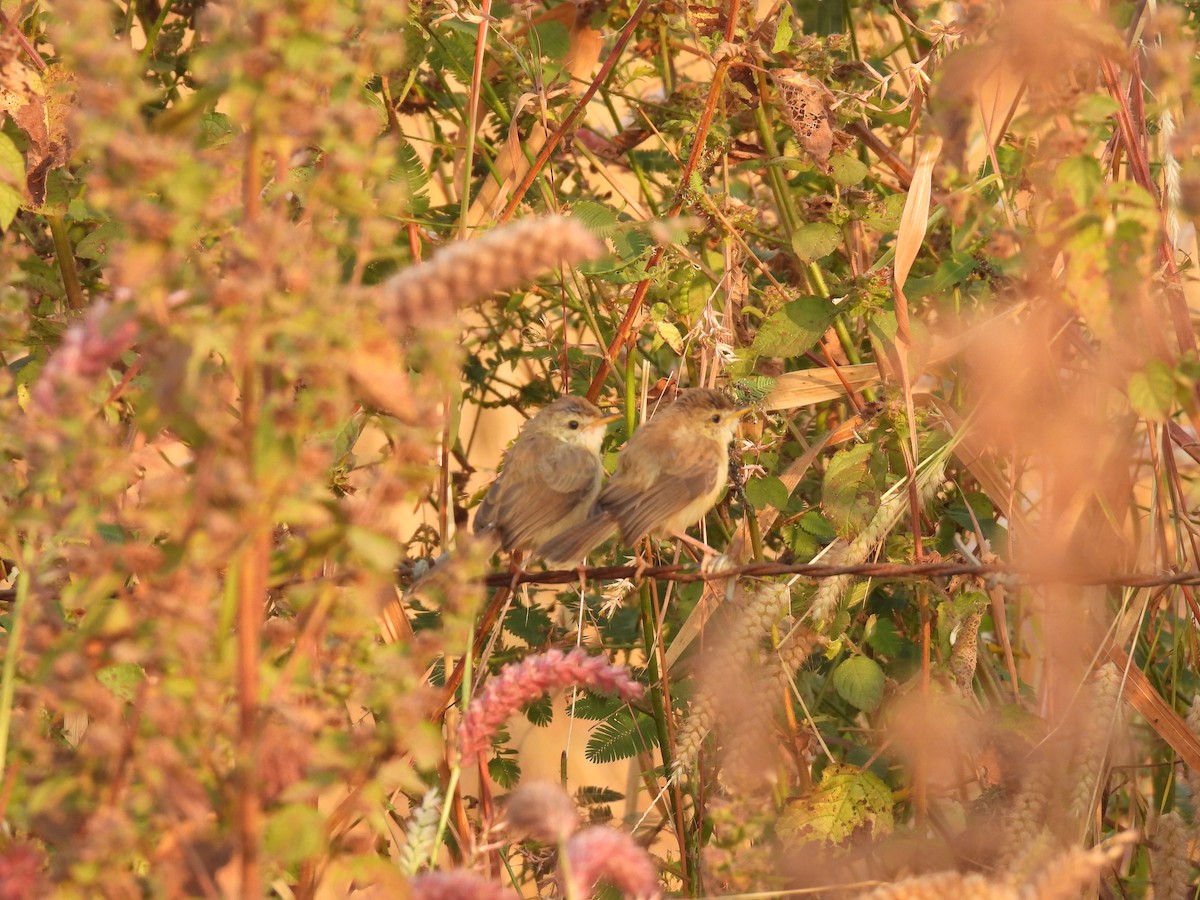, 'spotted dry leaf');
0,37,74,206
773,69,837,165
